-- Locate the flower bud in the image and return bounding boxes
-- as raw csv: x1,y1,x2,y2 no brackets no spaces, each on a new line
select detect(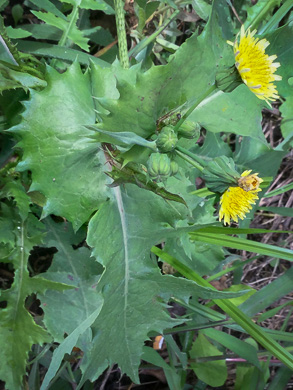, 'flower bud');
178,121,200,139
170,160,179,176
202,156,240,193
147,153,171,182
156,126,178,153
